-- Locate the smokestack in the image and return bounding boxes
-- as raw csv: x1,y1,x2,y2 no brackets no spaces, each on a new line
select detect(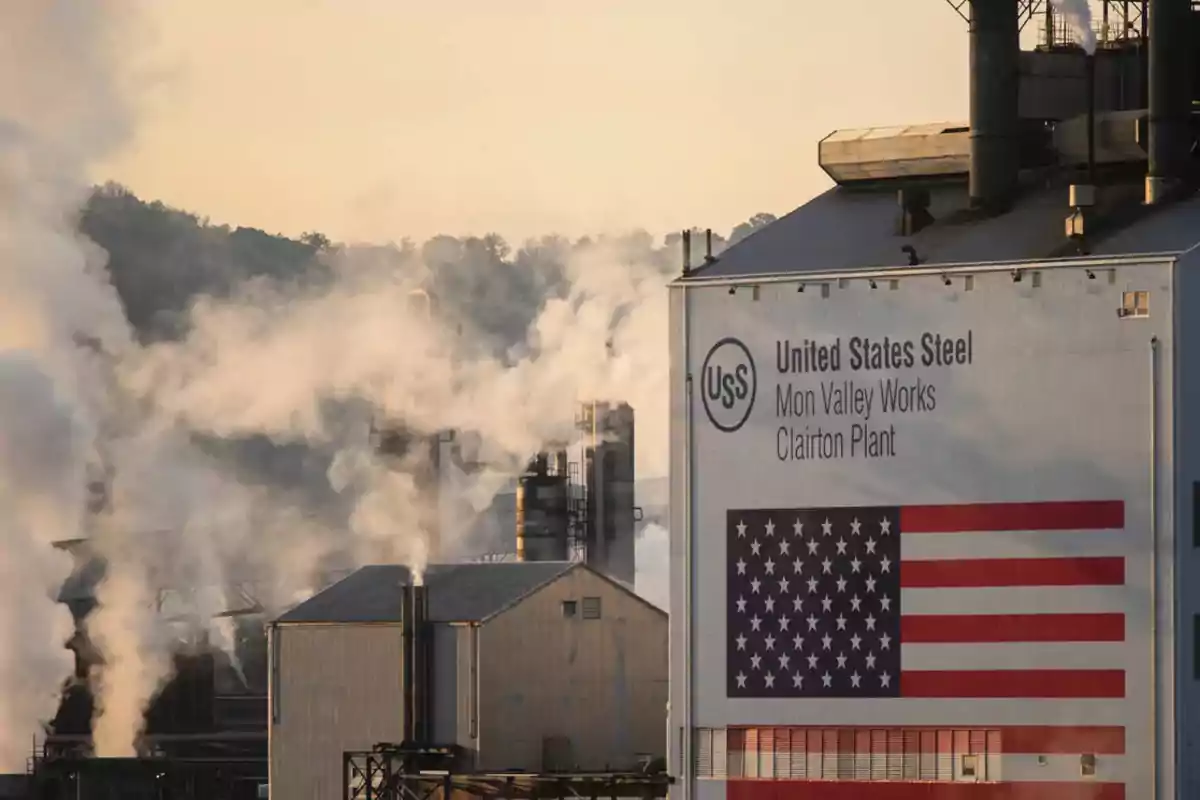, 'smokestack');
1087,53,1097,186
1146,0,1192,203
968,0,1021,213
401,580,430,744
